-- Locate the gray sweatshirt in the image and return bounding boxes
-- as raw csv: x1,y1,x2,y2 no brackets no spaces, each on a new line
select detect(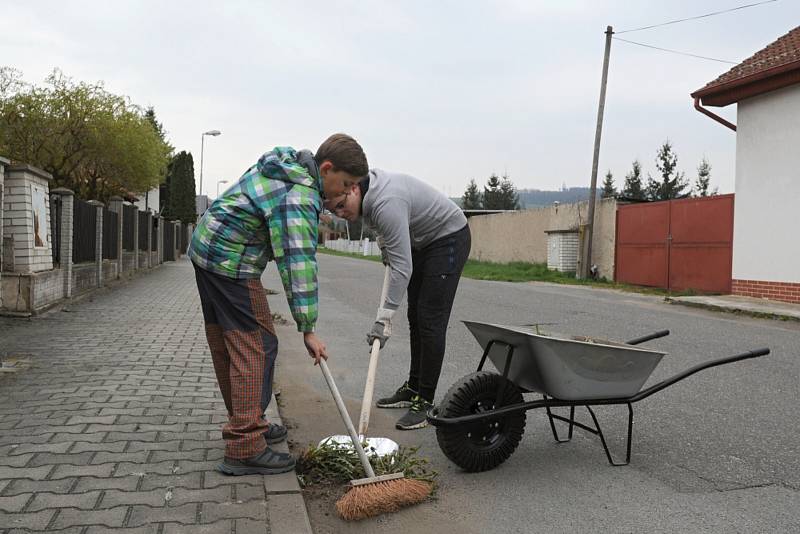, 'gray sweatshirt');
362,169,467,311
